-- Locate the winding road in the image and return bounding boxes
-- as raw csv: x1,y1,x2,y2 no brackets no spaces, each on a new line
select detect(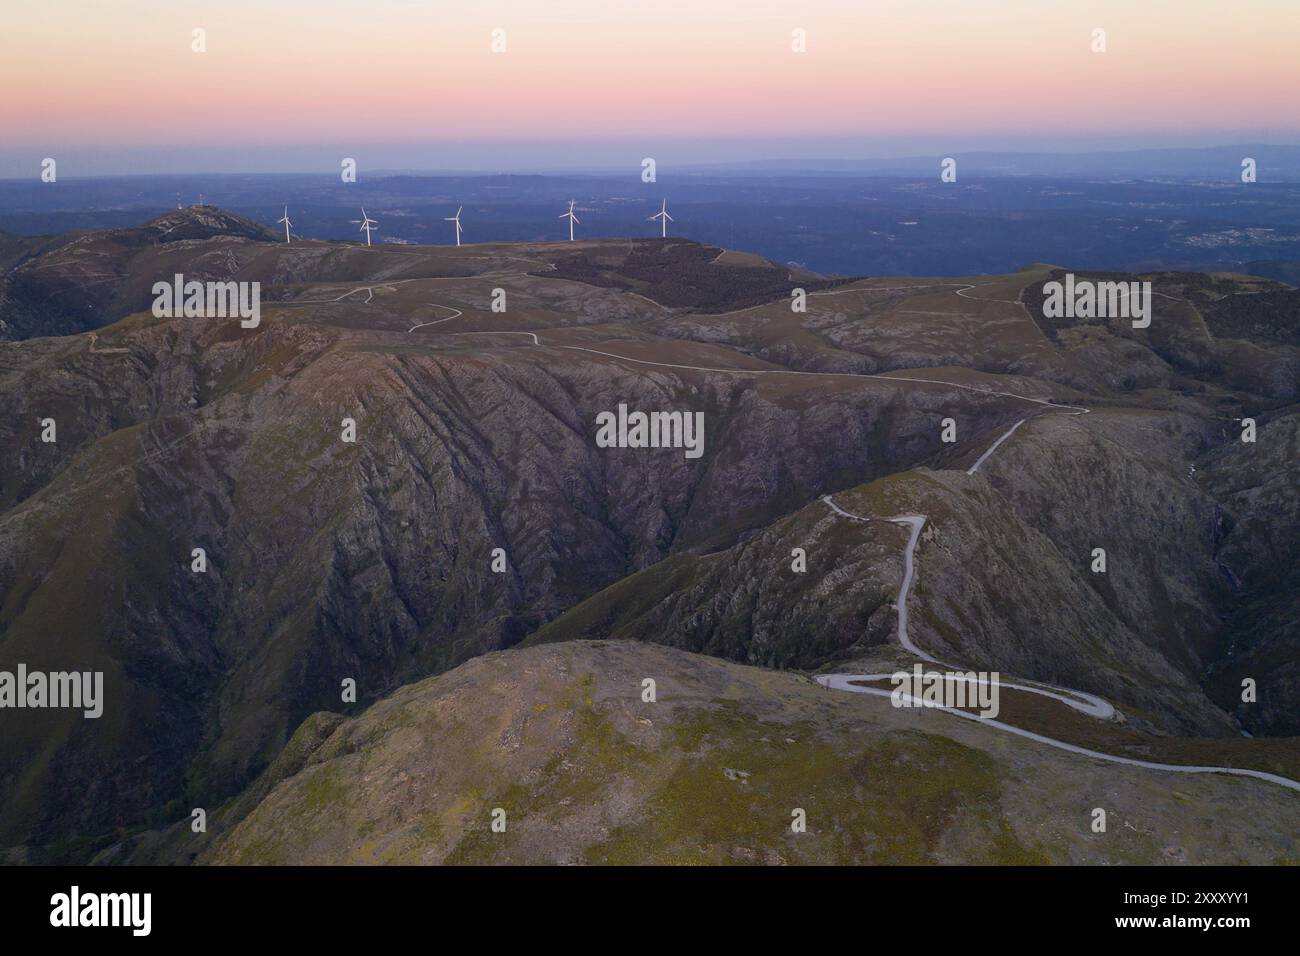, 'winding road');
352,269,1300,794
966,418,1027,475
818,492,1115,720
407,302,463,333
815,673,1300,793
816,426,1300,794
